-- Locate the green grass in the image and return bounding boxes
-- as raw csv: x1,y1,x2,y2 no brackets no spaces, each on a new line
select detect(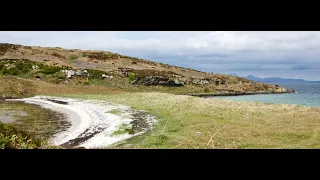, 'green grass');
0,120,62,149
61,92,320,149
106,109,122,115
0,122,41,149
112,124,132,135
